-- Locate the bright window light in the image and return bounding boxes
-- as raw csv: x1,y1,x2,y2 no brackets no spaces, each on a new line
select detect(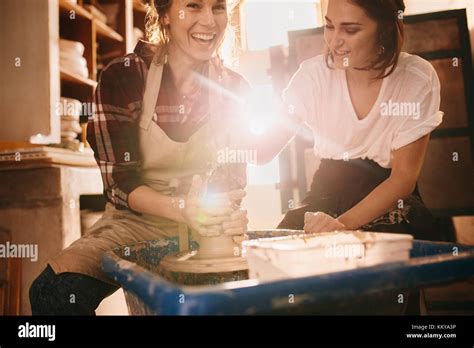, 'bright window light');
238,0,321,185
245,84,282,185
248,159,281,185
245,84,278,135
243,0,320,51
